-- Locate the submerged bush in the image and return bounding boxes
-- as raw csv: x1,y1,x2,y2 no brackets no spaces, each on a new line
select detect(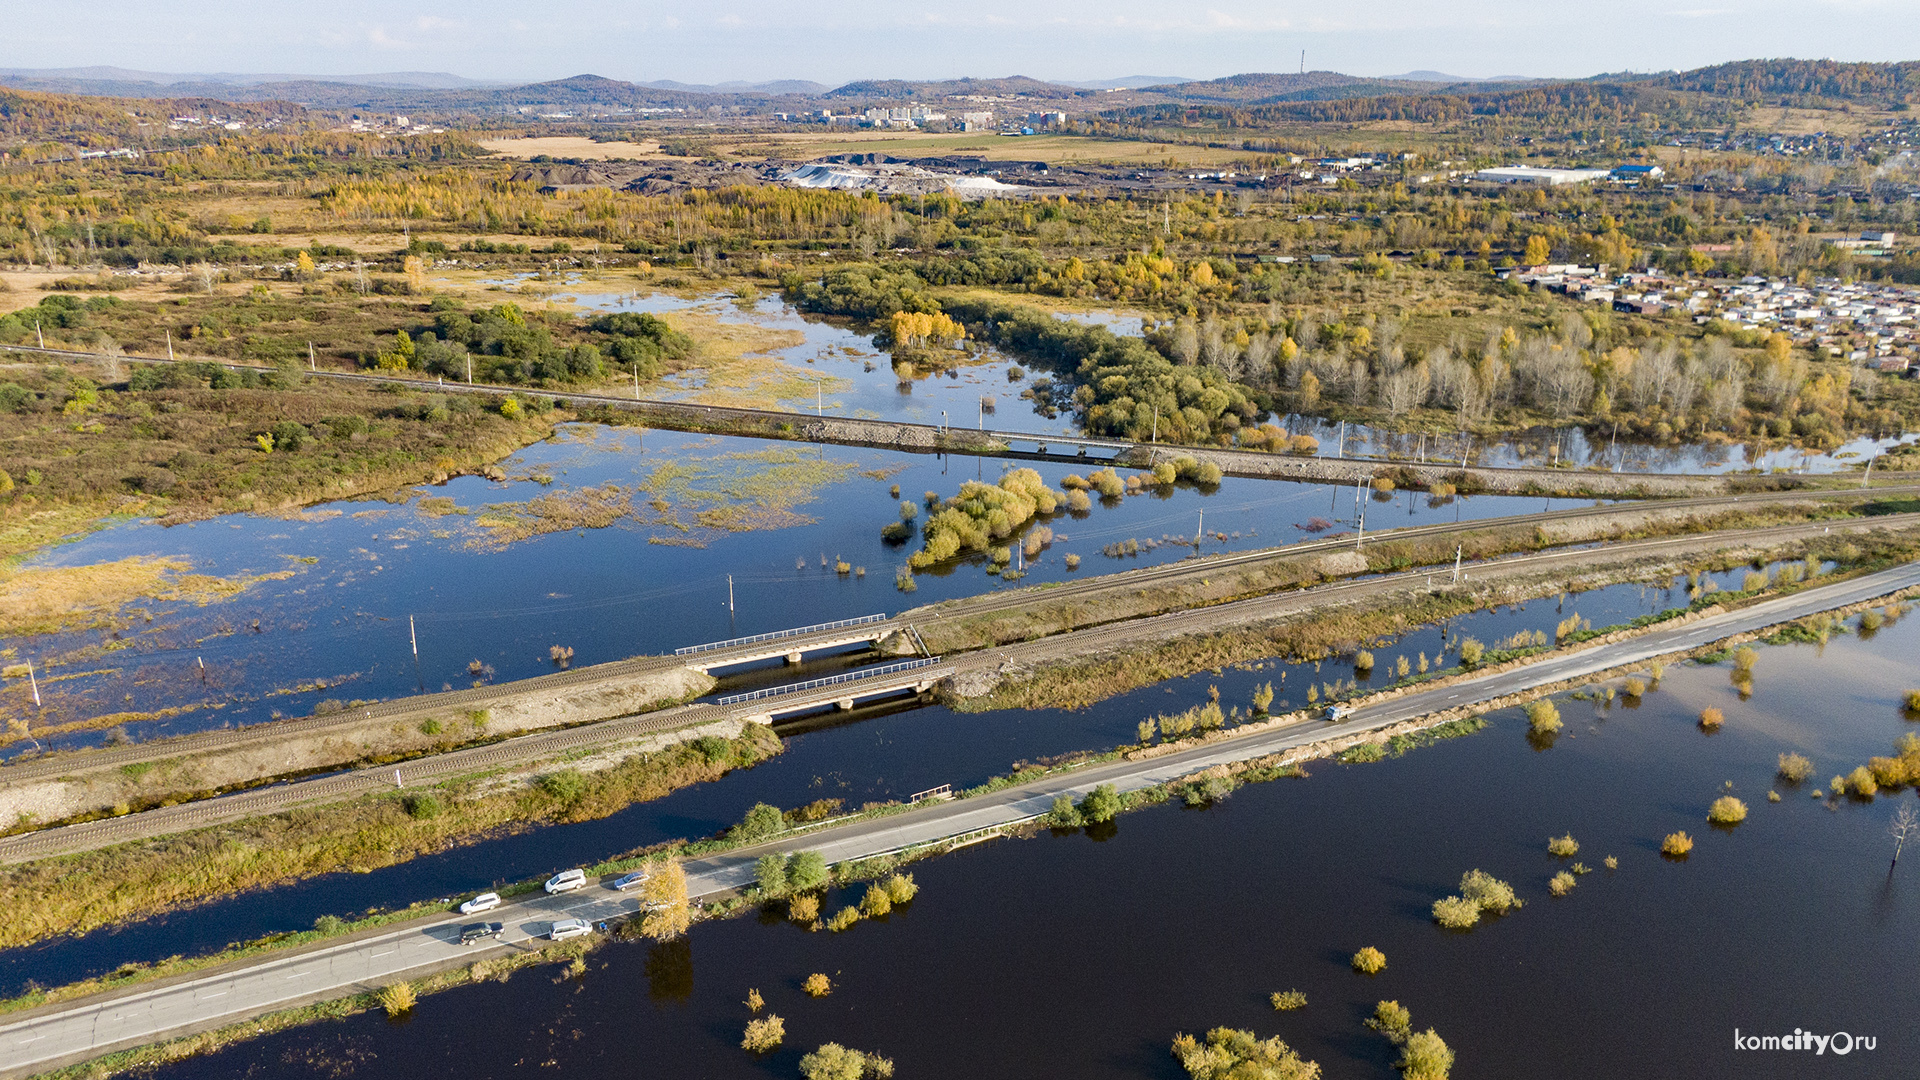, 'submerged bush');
1431,896,1481,929
799,1042,893,1080
1170,1027,1319,1080
1699,707,1724,729
1845,766,1879,798
907,468,1063,570
803,973,832,997
1351,946,1387,974
1457,638,1485,668
1548,870,1577,897
1401,1028,1455,1080
1459,869,1520,914
1708,796,1749,824
859,884,892,918
1525,699,1563,735
826,907,860,932
741,1014,785,1053
789,894,820,923
1777,753,1813,784
1270,989,1308,1011
377,981,417,1017
1547,834,1579,857
882,873,918,904
1662,831,1695,857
